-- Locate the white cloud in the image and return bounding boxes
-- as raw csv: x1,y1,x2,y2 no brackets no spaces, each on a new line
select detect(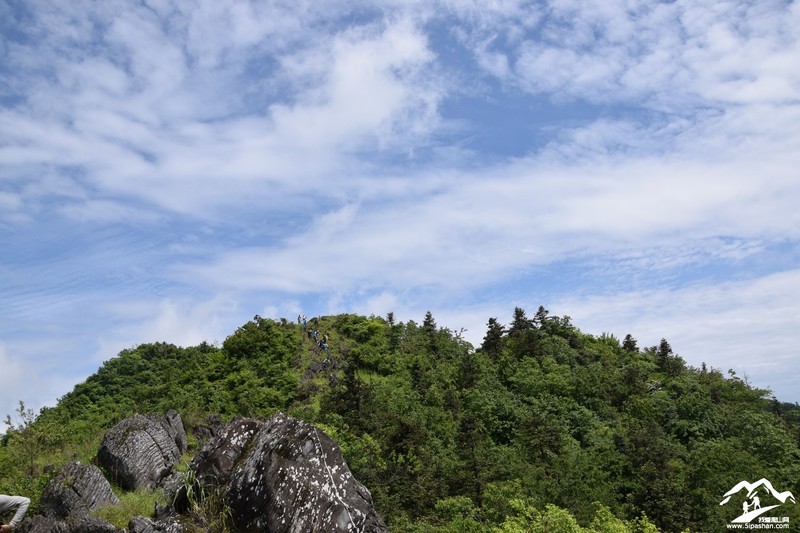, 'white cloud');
2,5,444,218
0,339,86,421
176,118,799,299
0,191,23,219
554,269,800,401
2,0,799,417
268,17,439,154
0,344,24,416
94,295,243,360
461,0,800,112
